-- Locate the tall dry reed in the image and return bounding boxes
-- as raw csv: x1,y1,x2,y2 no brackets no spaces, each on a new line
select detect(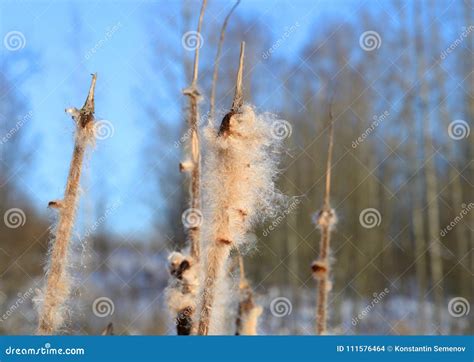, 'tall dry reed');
312,102,337,335
235,254,262,335
197,42,284,335
166,0,207,335
37,74,98,335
